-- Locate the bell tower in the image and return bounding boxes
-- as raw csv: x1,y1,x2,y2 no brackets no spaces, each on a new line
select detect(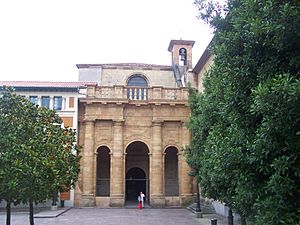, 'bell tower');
168,39,195,69
168,39,195,87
